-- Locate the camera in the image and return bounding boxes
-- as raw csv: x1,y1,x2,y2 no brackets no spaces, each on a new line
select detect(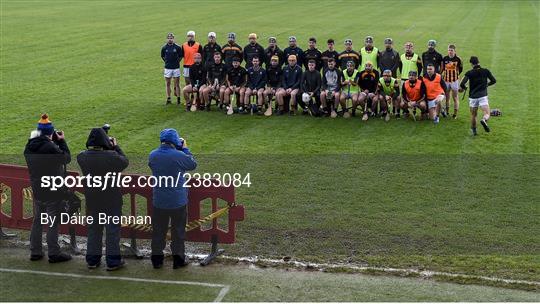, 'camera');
52,129,63,141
